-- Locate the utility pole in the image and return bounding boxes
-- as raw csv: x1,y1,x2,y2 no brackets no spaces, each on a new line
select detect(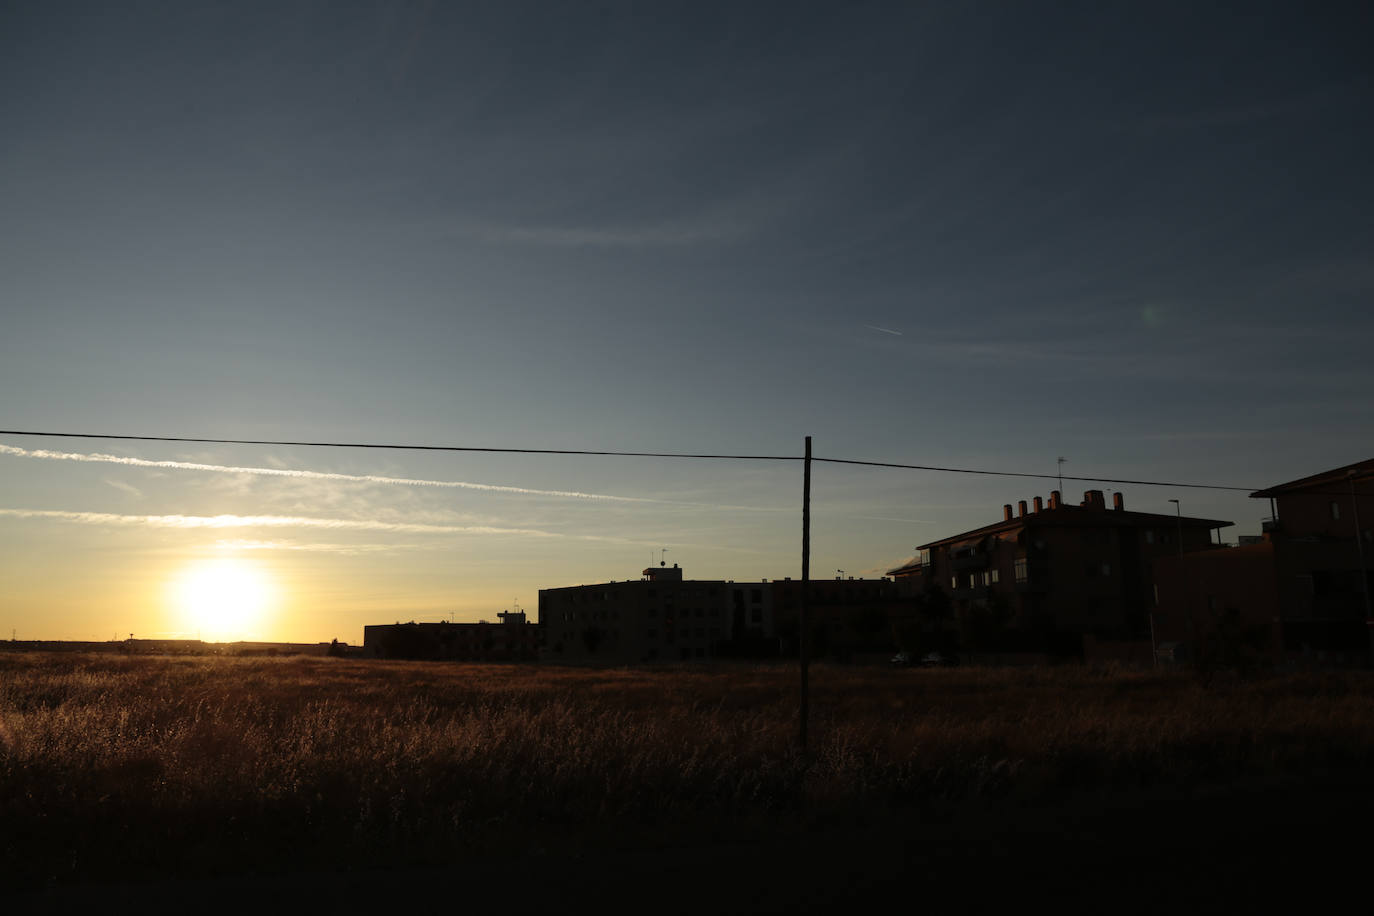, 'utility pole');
800,435,812,753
